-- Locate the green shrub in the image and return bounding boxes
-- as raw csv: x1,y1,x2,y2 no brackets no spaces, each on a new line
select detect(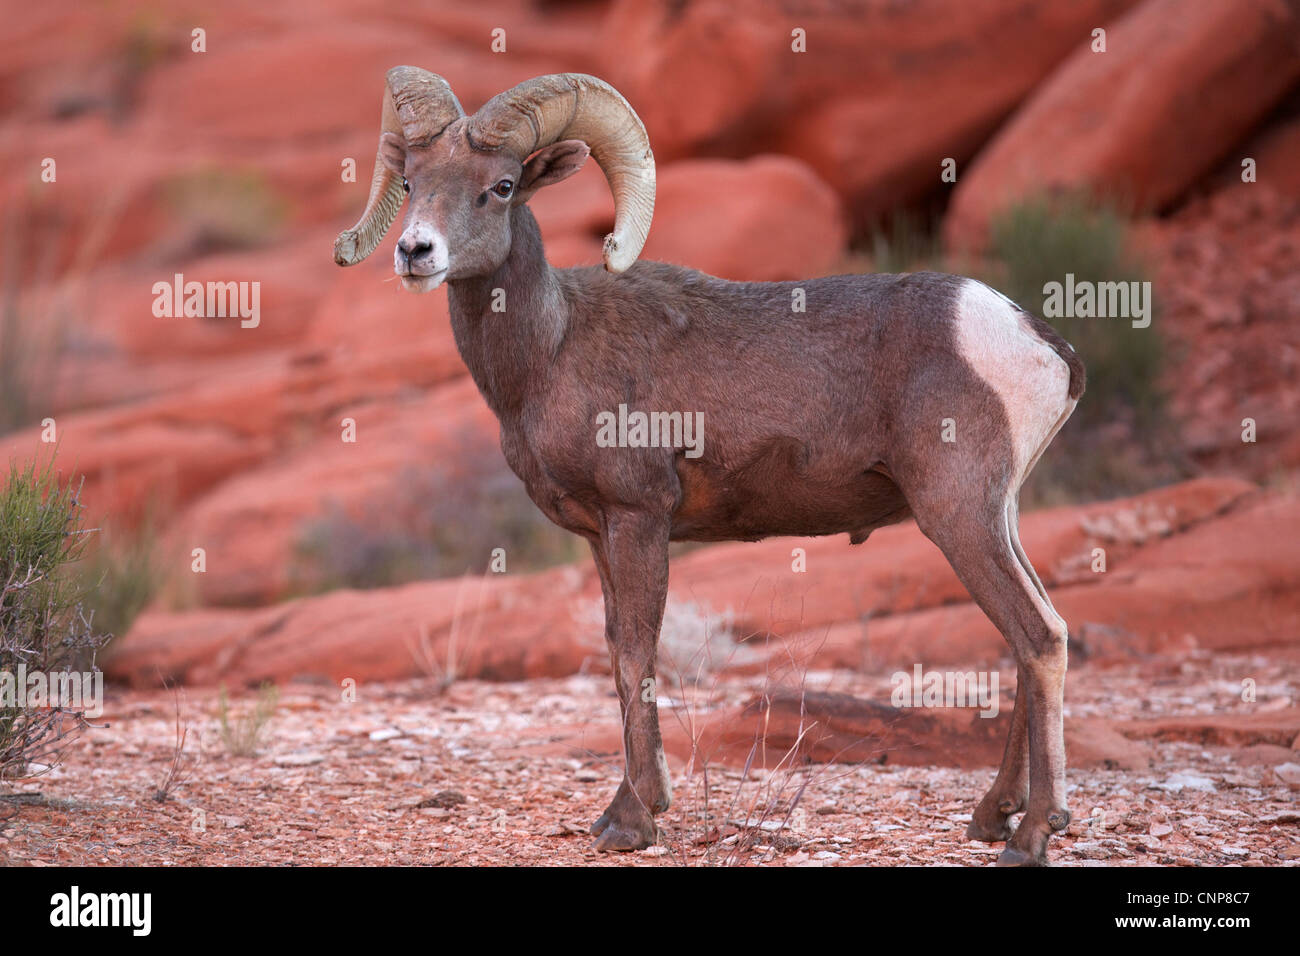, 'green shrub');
0,458,107,782
216,682,278,757
74,522,162,641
